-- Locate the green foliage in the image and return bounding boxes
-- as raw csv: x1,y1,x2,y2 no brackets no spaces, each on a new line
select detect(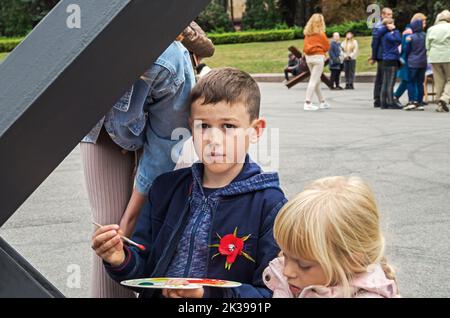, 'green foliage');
241,0,282,30
325,21,372,37
0,37,24,52
208,21,370,45
197,0,234,33
379,0,450,29
208,29,300,45
0,0,58,37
